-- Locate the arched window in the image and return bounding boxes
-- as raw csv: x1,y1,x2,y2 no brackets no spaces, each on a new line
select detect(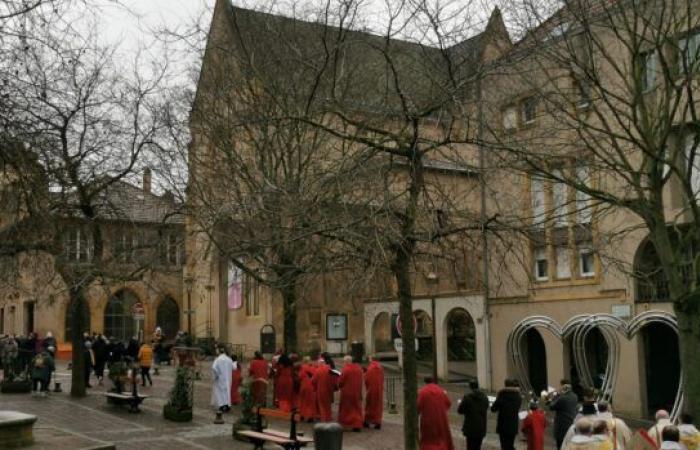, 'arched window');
104,290,138,342
156,297,180,340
